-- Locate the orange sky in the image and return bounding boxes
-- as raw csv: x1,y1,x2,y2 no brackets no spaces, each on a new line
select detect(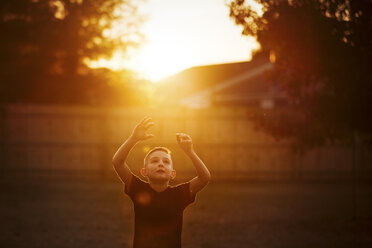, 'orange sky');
88,0,262,82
